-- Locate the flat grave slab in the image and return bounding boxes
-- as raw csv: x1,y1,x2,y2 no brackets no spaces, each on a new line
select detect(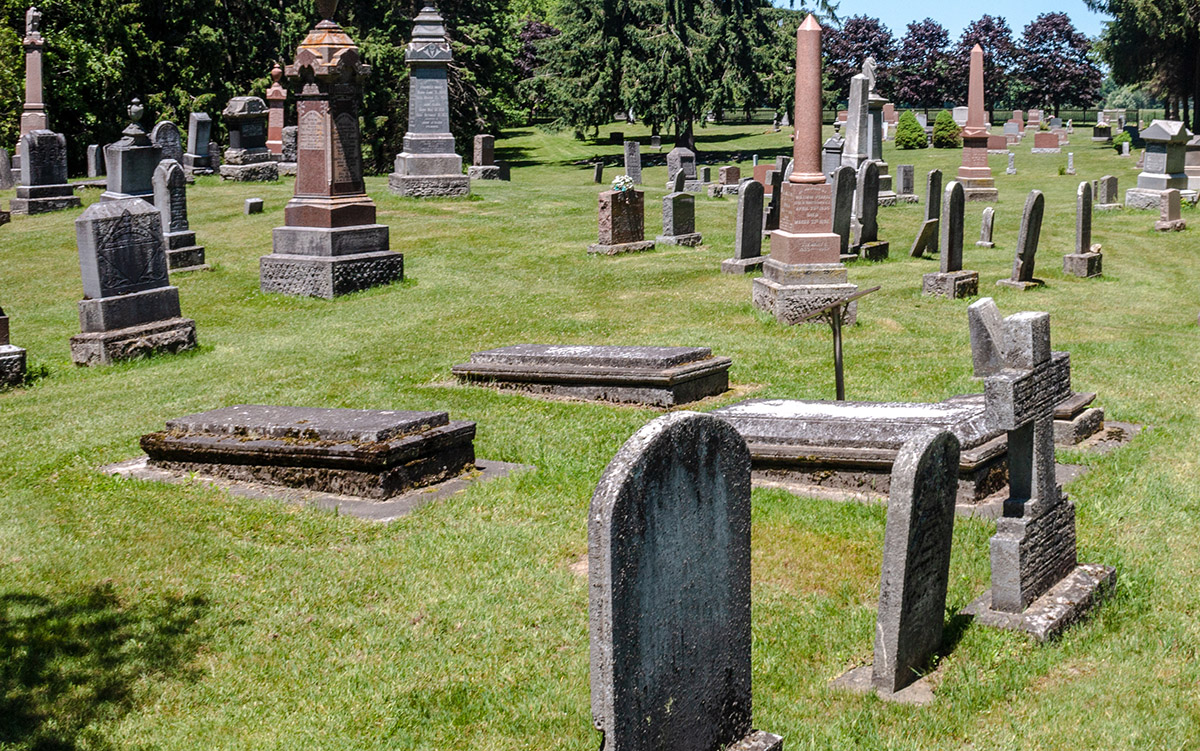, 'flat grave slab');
452,344,731,408
138,405,479,500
